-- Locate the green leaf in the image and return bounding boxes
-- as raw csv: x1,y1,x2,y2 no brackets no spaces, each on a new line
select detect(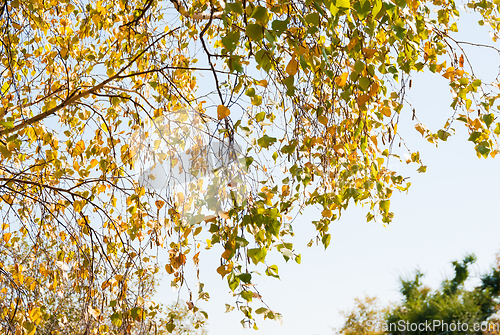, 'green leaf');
379,200,390,213
222,34,239,52
417,165,427,173
472,79,482,88
256,307,268,315
358,77,370,91
240,306,252,318
255,50,272,72
437,129,451,141
468,131,482,143
247,247,267,264
281,141,297,154
272,19,289,35
483,114,495,128
257,134,277,148
241,290,253,301
322,234,331,249
295,254,301,264
476,144,490,157
246,24,263,40
251,95,263,106
166,321,176,333
226,2,243,14
305,12,320,26
265,264,279,278
245,156,254,168
0,121,14,129
234,236,249,247
131,307,142,320
238,272,252,284
246,87,256,97
250,6,269,25
228,272,240,291
354,60,365,74
354,120,364,138
110,312,122,327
